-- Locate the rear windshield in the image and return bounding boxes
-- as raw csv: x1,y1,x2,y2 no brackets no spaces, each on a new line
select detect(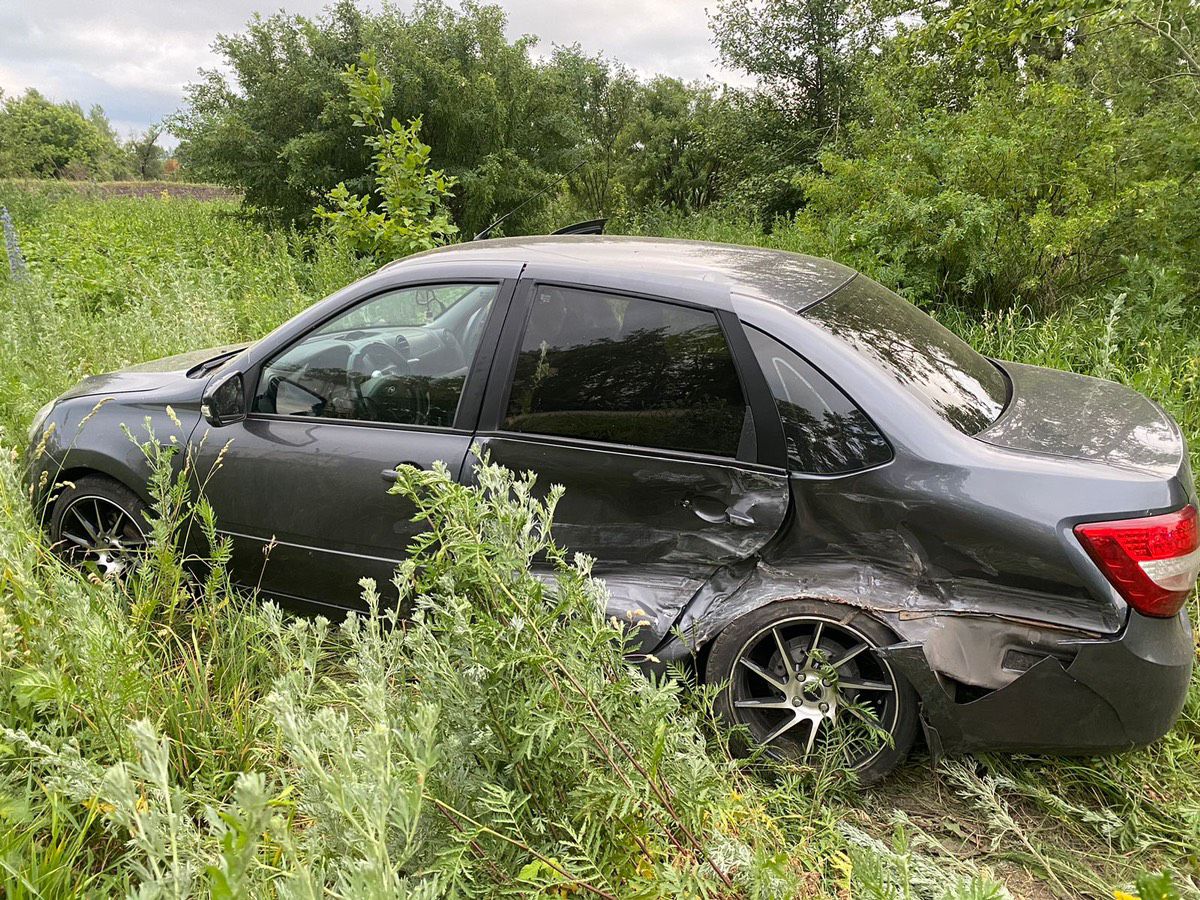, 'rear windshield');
803,276,1007,434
